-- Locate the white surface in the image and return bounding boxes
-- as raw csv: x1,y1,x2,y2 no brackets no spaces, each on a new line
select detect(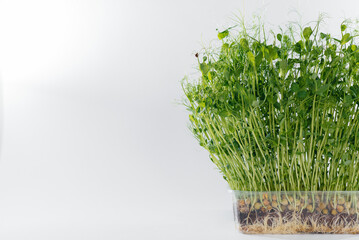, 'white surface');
0,0,359,239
